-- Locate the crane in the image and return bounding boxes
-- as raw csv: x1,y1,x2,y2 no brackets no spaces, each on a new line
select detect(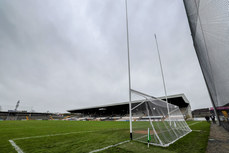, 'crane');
14,100,20,111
